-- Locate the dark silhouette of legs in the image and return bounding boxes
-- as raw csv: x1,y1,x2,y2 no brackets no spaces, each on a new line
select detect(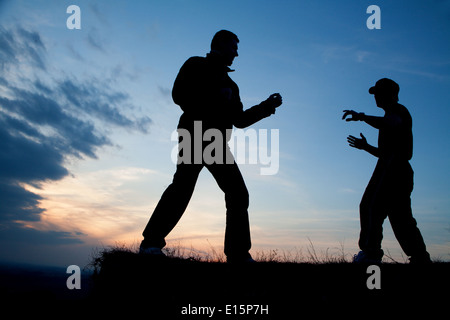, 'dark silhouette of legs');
207,159,250,259
388,190,429,261
358,160,430,262
142,163,203,249
141,148,251,260
358,163,386,261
